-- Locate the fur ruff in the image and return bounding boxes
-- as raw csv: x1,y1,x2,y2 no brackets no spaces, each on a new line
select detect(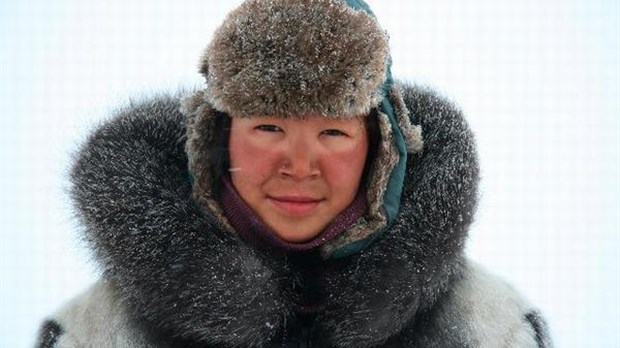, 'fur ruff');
69,83,480,347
